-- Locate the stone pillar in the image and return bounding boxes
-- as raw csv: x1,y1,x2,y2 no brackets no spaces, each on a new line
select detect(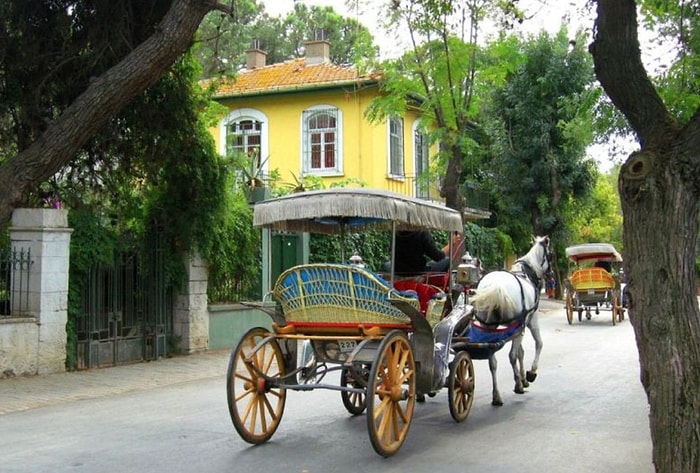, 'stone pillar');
173,252,209,354
9,208,71,375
